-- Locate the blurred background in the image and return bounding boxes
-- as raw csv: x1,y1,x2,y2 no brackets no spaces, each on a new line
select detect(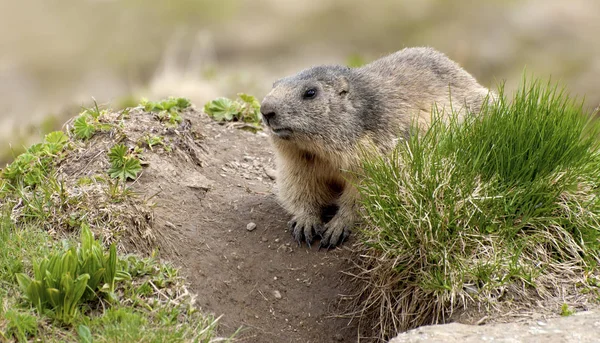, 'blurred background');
1,0,599,164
